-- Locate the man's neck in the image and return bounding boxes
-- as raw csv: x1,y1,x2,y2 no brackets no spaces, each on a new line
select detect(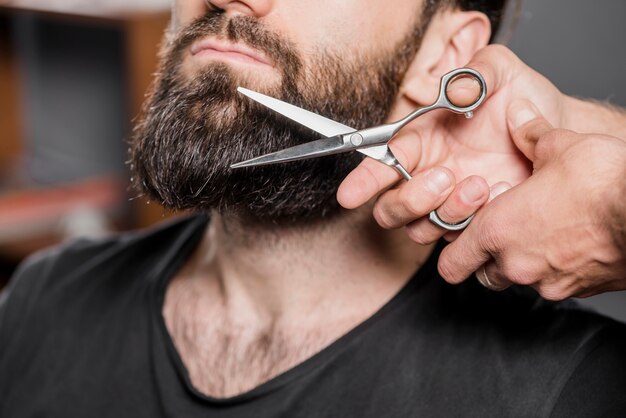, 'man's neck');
163,208,434,397
187,208,431,319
